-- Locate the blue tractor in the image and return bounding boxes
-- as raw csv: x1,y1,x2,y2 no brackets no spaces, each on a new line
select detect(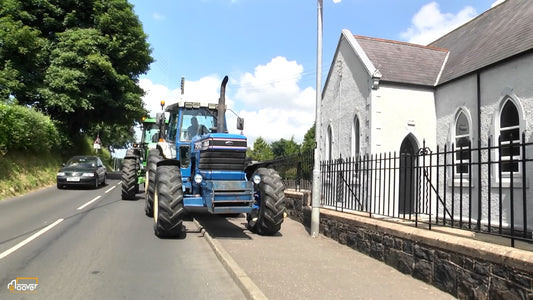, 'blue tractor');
145,76,286,237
